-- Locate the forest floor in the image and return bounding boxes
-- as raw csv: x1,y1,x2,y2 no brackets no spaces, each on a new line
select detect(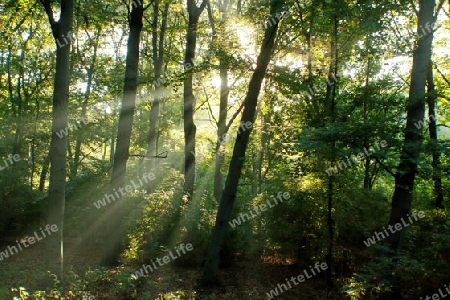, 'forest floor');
0,239,346,299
